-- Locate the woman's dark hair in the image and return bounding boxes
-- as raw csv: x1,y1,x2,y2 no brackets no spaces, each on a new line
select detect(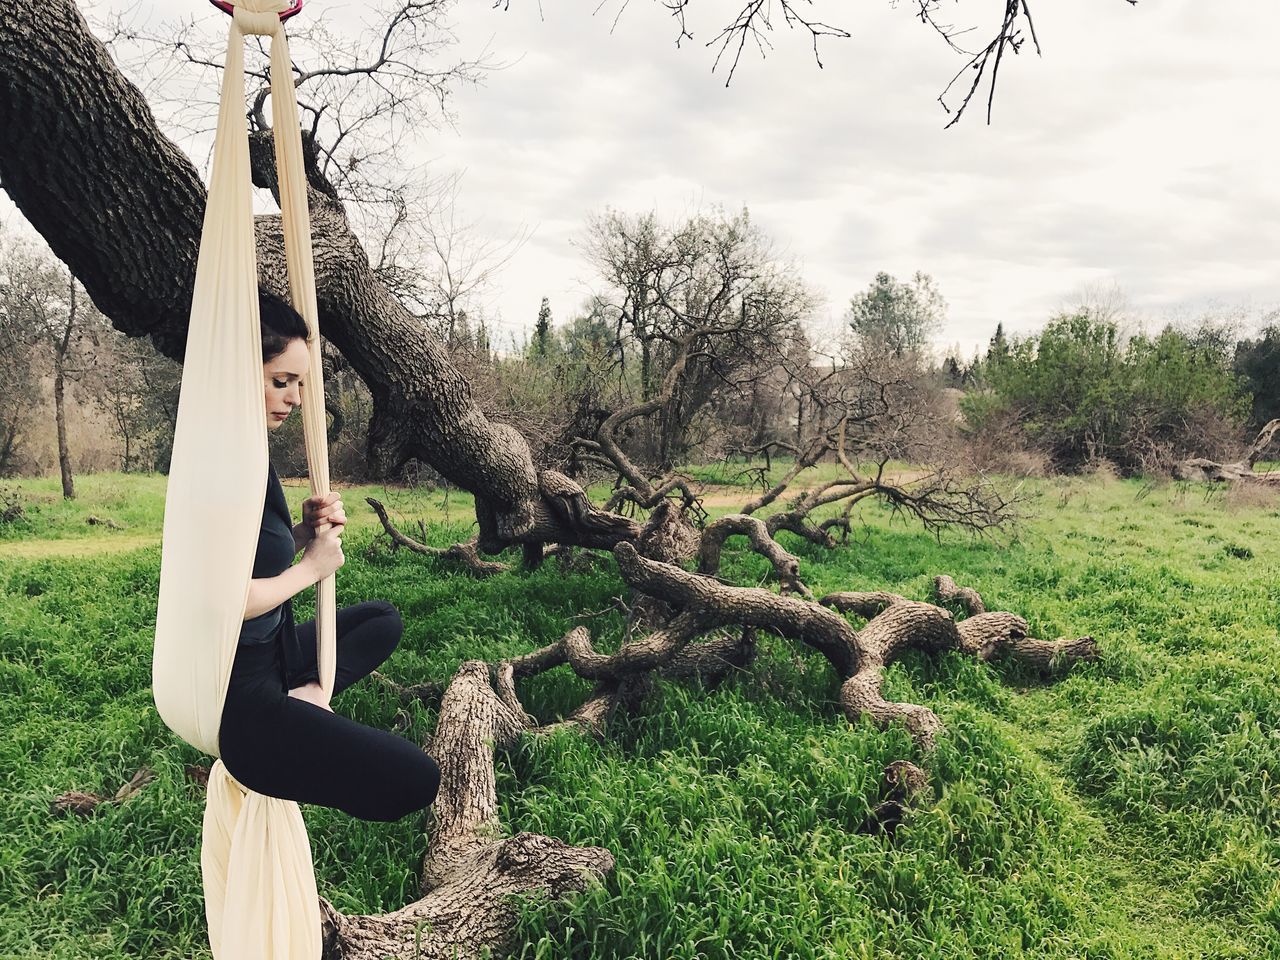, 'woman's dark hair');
259,288,312,363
